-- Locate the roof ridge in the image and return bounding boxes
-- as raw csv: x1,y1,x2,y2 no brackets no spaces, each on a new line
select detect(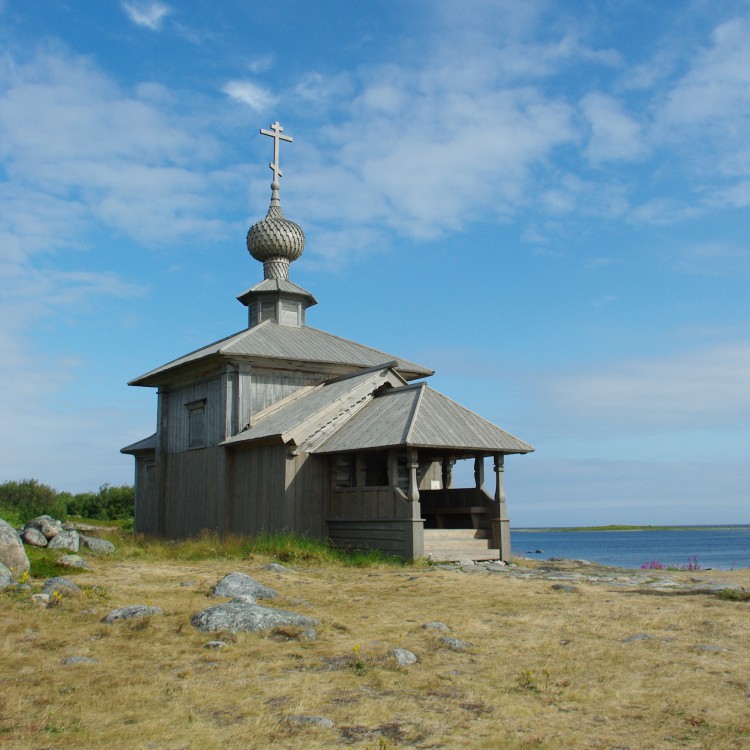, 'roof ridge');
403,382,426,445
